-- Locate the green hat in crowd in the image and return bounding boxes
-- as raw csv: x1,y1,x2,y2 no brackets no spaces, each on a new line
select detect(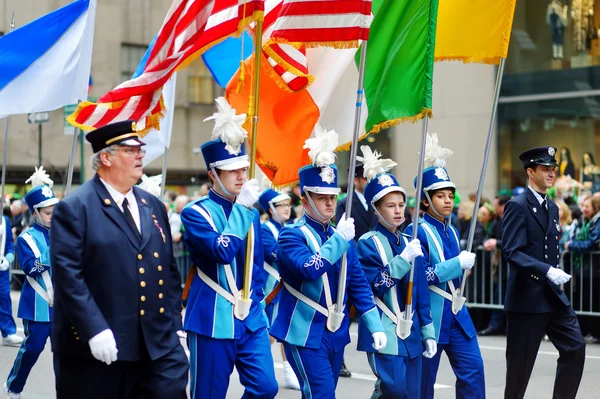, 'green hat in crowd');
406,196,416,208
453,190,461,208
